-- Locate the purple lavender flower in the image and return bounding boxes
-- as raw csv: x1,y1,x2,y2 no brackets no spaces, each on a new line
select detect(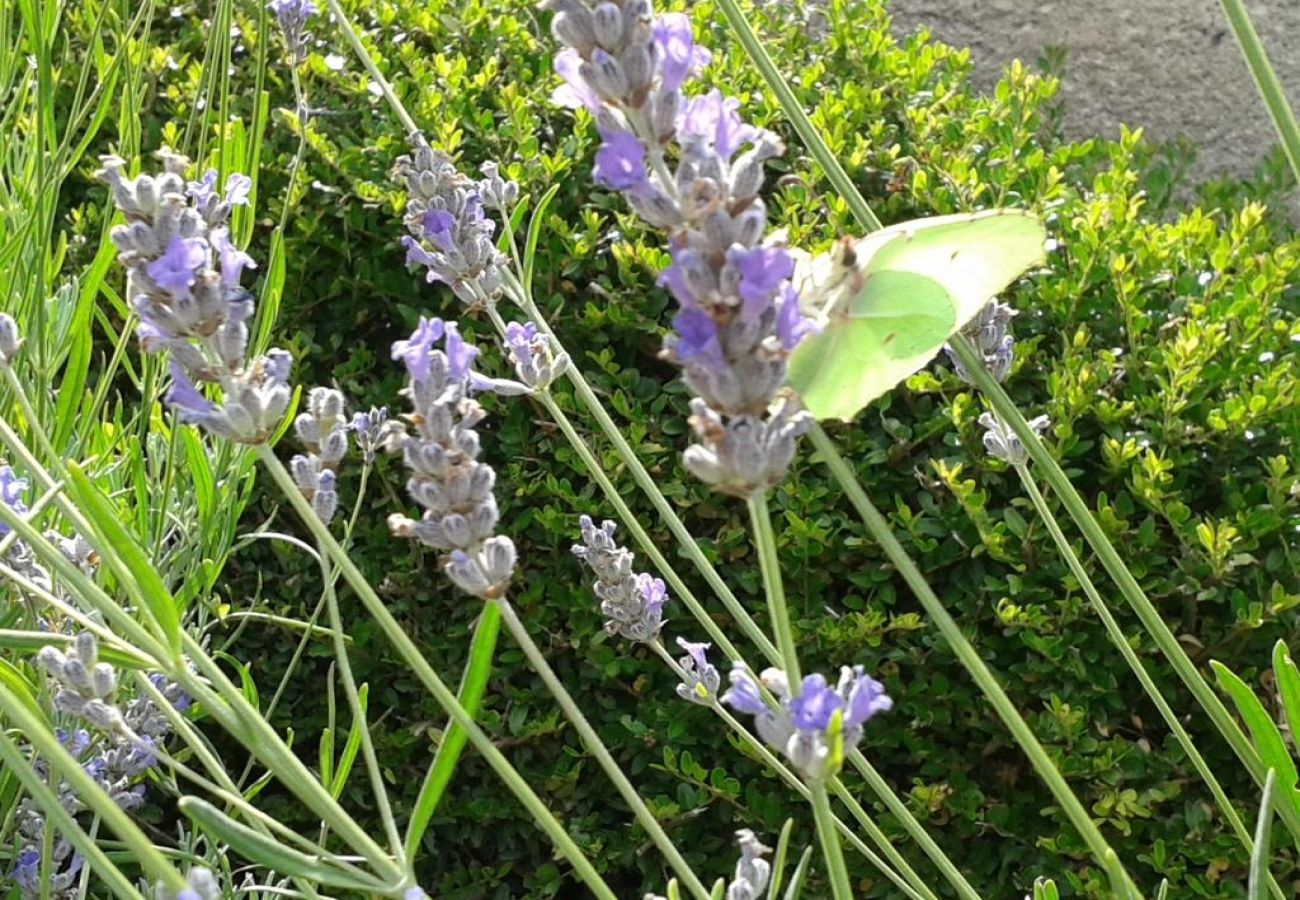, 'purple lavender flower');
269,0,317,62
546,4,815,495
502,321,569,391
387,318,517,599
572,515,666,643
675,637,720,705
723,664,892,781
